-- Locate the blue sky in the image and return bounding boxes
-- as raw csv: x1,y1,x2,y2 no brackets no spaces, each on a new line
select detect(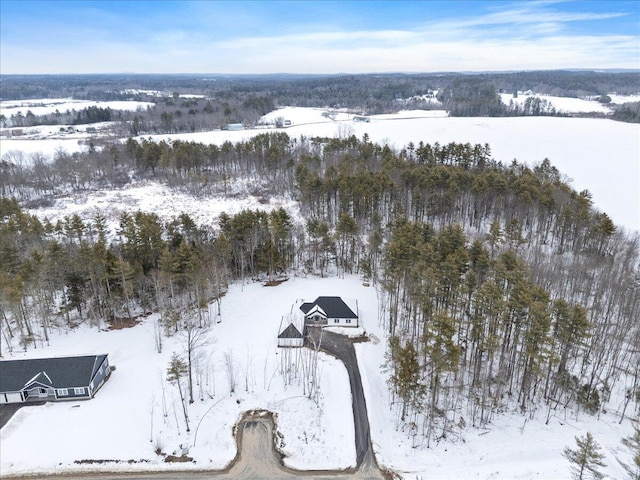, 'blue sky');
1,0,638,74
